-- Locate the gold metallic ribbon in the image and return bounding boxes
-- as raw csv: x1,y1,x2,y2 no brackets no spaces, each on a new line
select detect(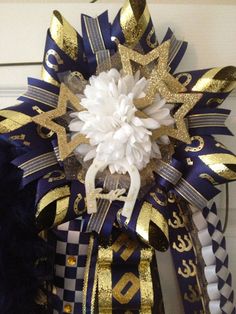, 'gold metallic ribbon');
120,0,150,47
96,237,154,314
139,248,154,314
36,185,70,228
97,247,113,314
82,235,98,314
192,66,236,93
50,11,78,62
136,201,169,251
199,153,236,181
42,10,80,86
